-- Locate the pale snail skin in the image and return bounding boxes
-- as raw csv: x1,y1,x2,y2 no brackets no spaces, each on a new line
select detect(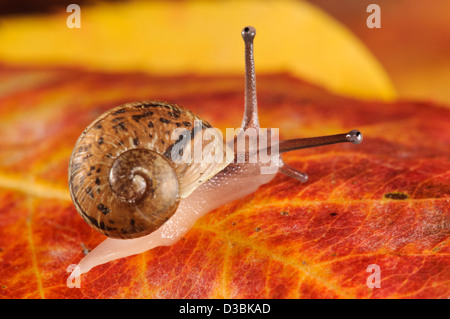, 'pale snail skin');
67,26,362,281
